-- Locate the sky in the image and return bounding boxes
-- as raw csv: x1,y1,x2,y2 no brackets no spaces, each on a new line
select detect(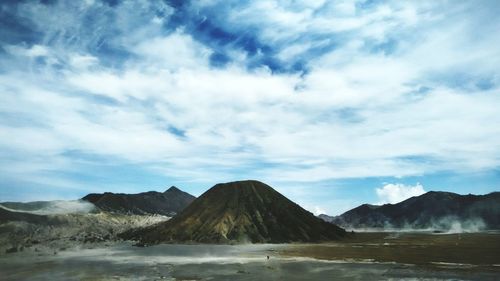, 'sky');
0,0,499,216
